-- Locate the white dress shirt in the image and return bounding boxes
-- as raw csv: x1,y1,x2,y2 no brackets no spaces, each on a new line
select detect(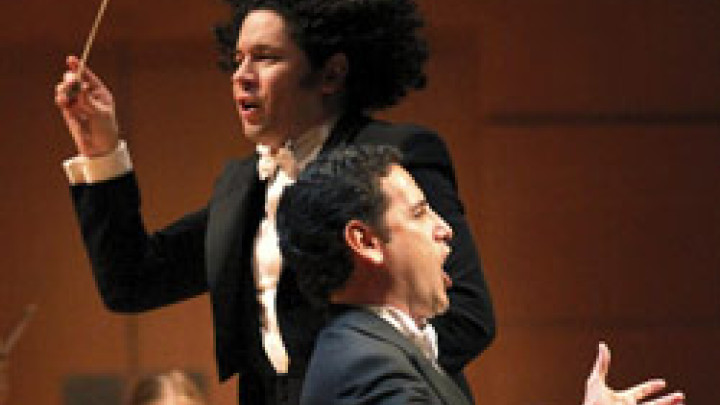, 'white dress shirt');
251,123,333,373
